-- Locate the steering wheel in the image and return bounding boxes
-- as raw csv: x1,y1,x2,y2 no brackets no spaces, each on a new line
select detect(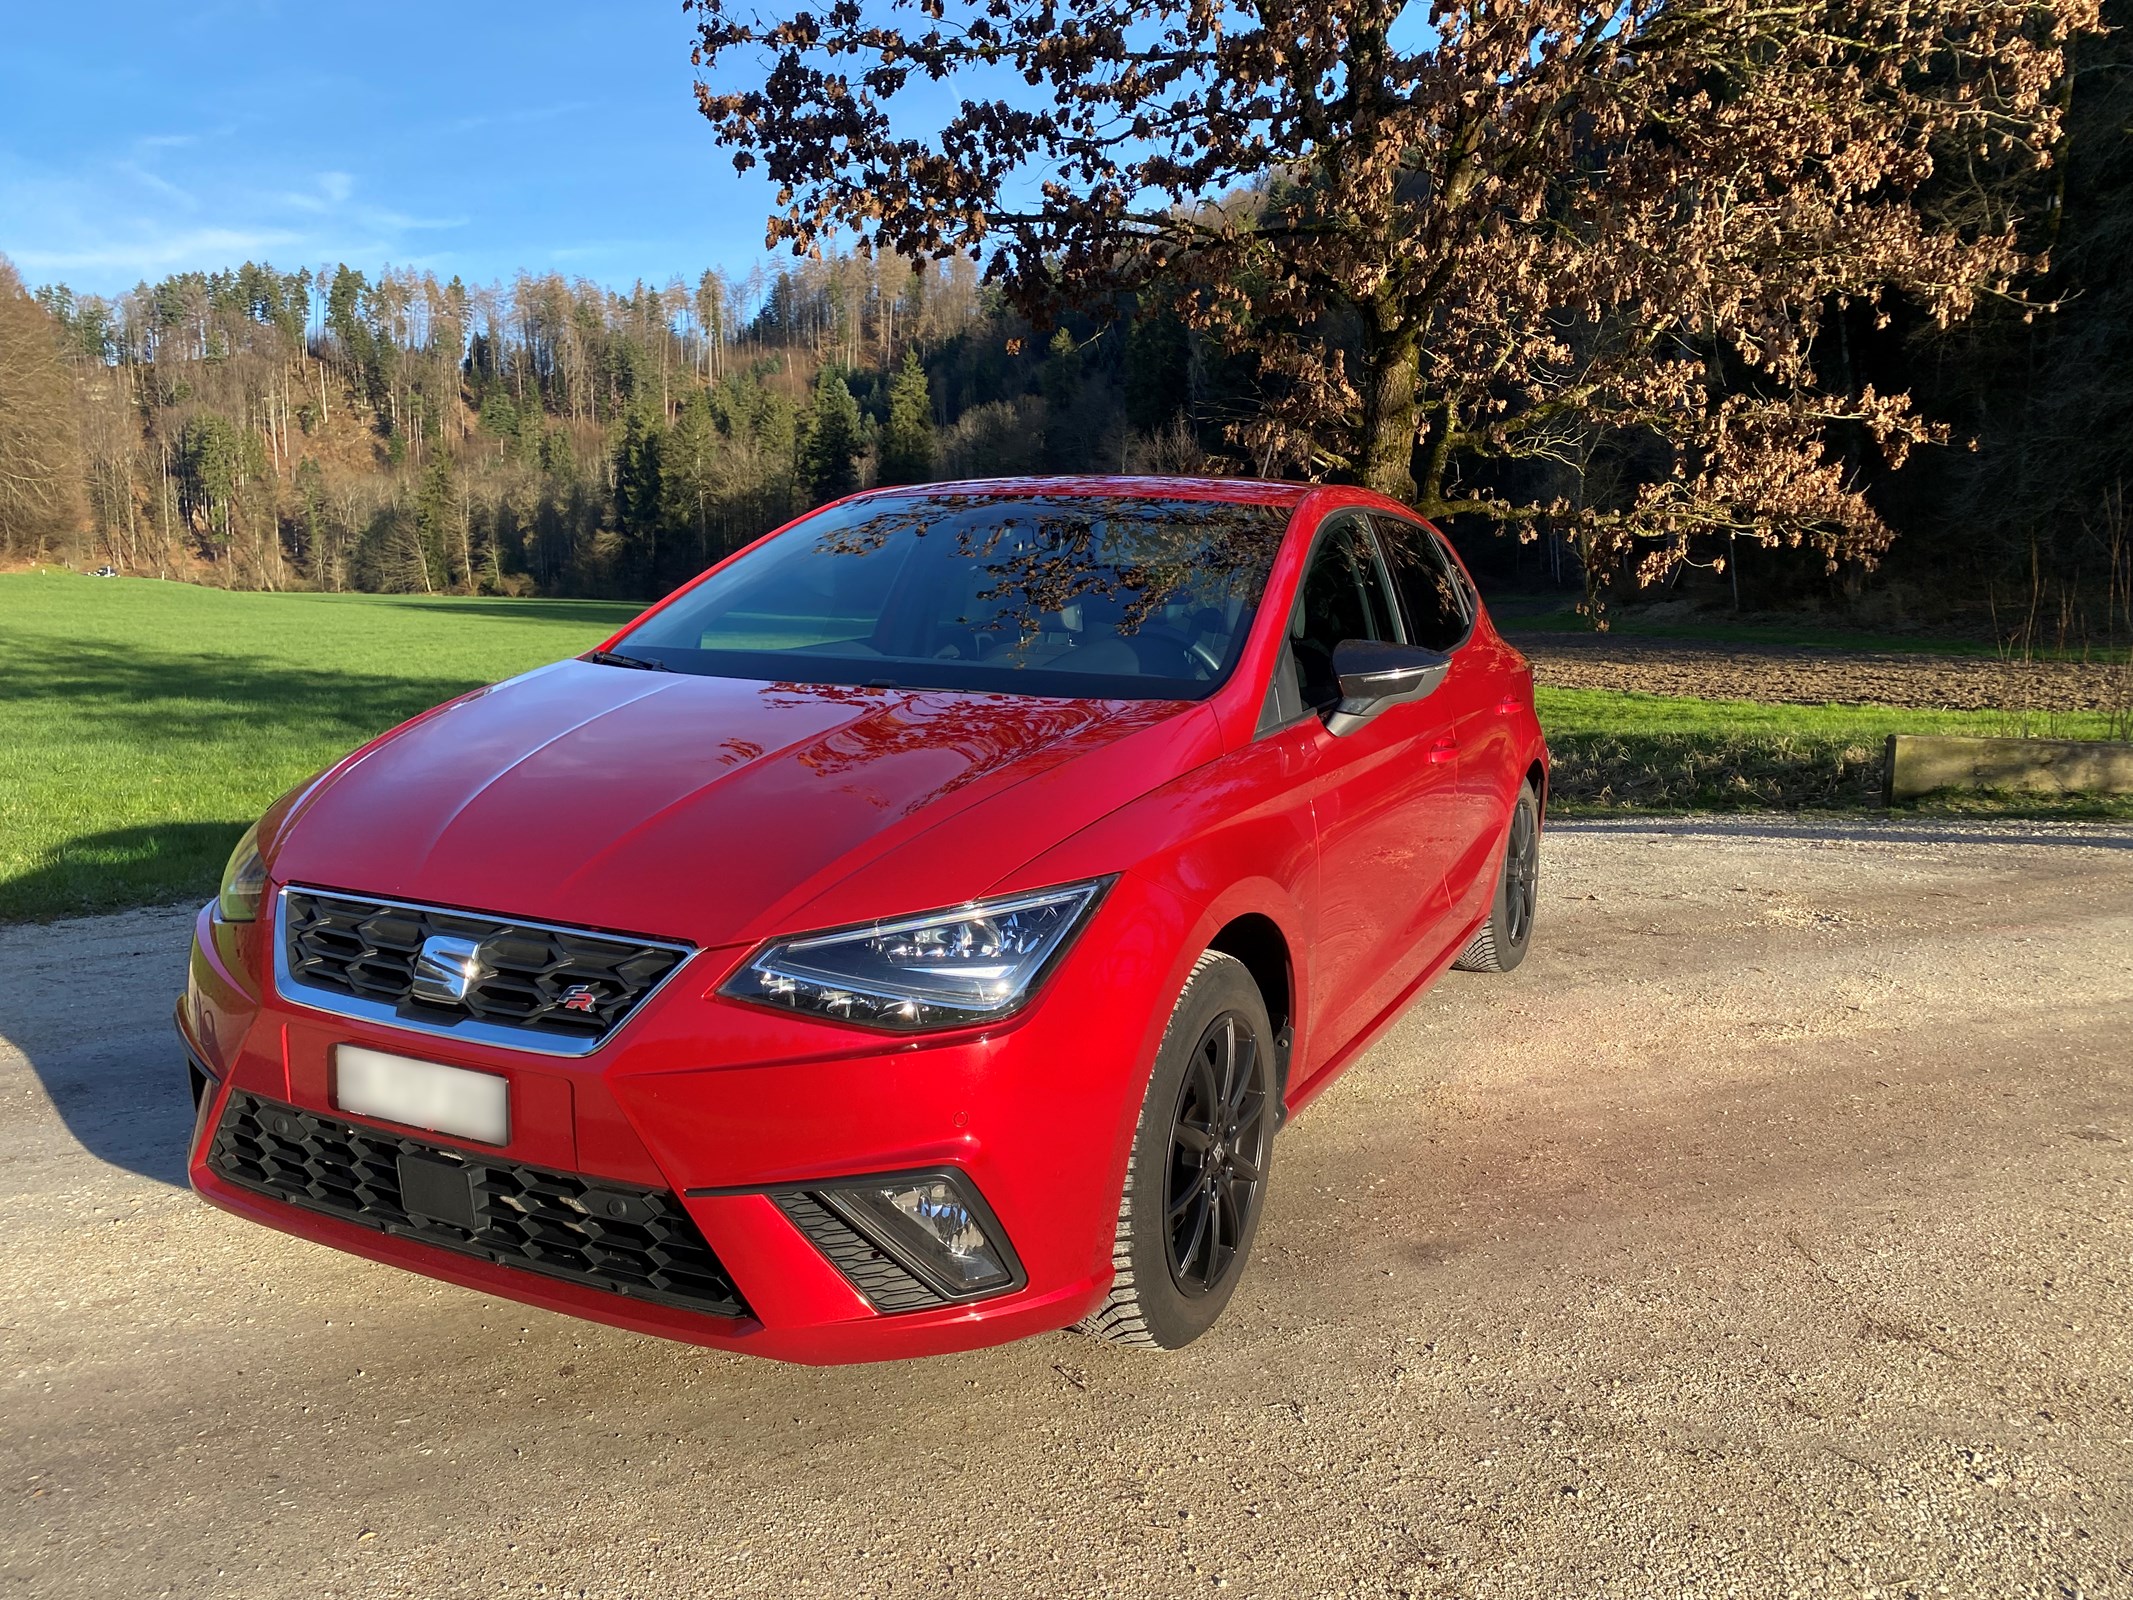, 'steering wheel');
1132,623,1223,679
1181,605,1231,677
